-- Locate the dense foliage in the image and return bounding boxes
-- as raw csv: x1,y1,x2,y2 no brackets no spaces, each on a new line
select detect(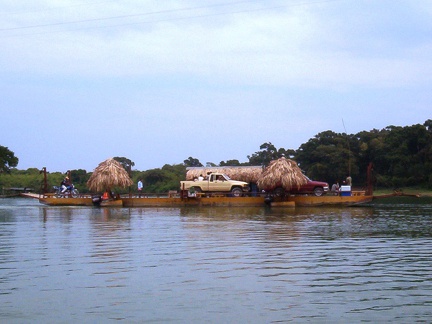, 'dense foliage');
0,145,18,173
1,120,431,193
295,121,432,188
